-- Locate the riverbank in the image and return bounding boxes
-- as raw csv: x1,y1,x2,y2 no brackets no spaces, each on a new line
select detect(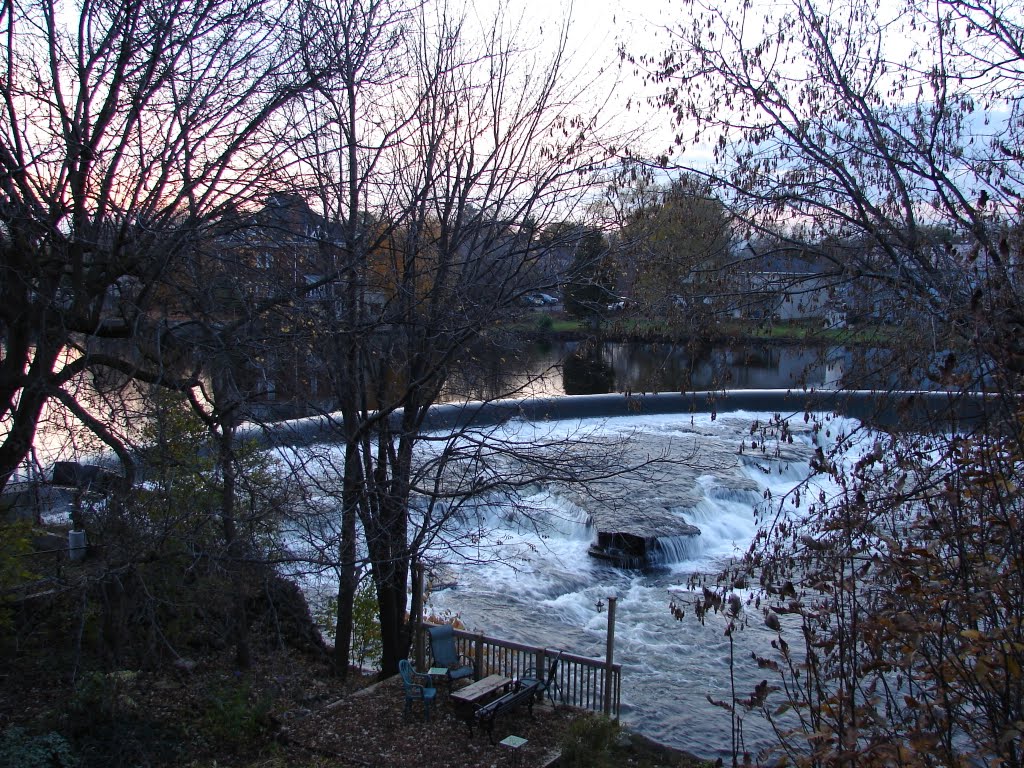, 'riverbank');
0,555,716,767
2,499,725,767
510,312,896,347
